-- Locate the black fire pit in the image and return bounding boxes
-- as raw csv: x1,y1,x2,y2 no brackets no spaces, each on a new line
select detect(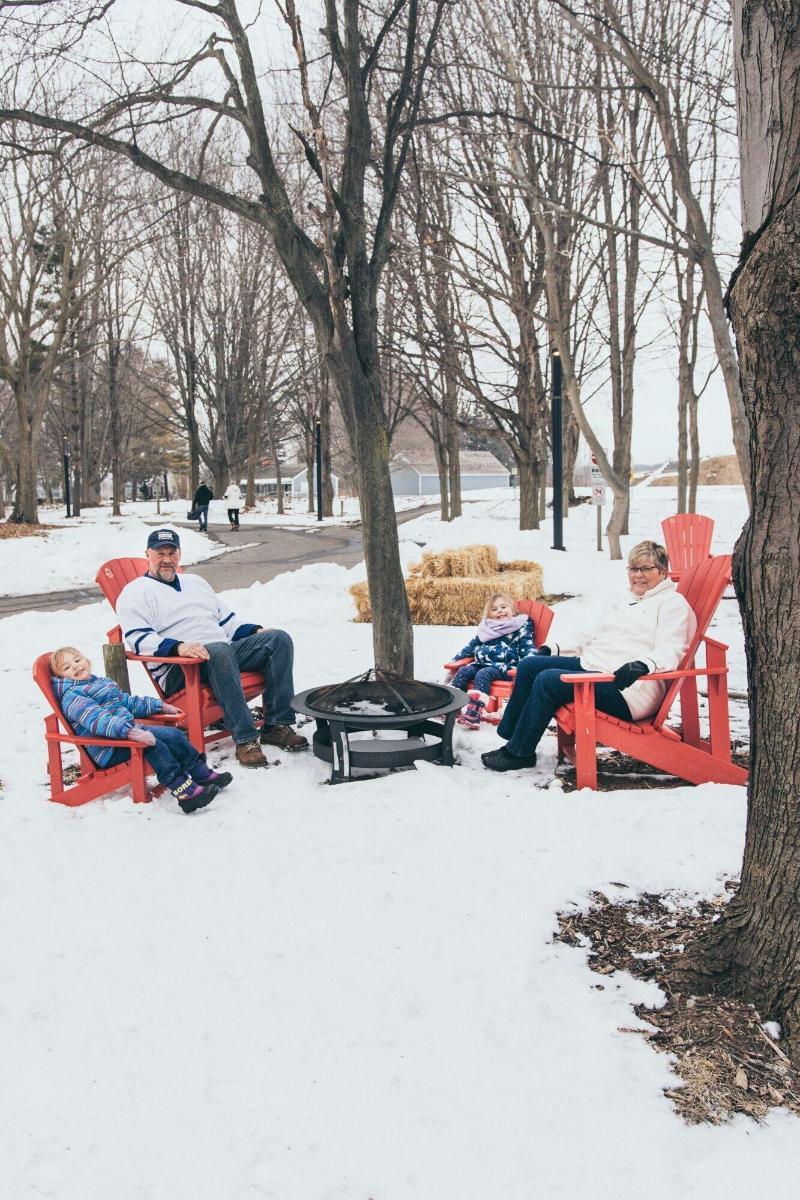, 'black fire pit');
292,669,469,784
